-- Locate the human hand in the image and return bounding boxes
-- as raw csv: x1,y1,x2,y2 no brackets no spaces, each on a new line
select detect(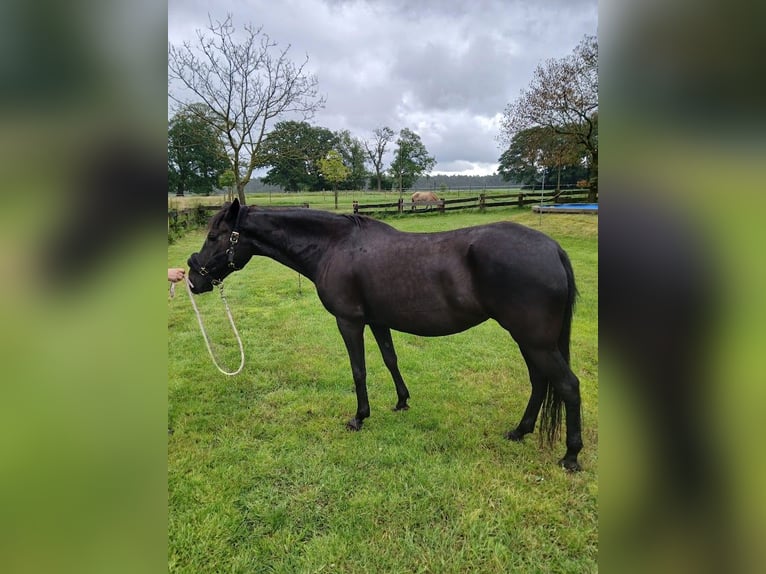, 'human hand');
168,268,186,283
